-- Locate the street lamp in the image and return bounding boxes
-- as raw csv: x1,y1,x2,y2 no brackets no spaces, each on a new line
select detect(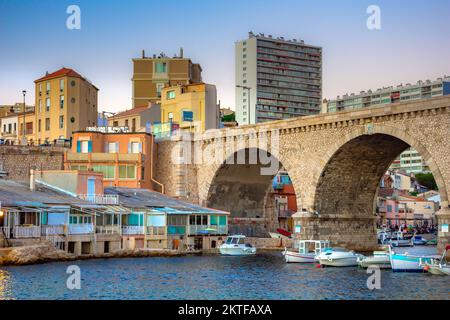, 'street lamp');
236,85,251,125
21,90,27,145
